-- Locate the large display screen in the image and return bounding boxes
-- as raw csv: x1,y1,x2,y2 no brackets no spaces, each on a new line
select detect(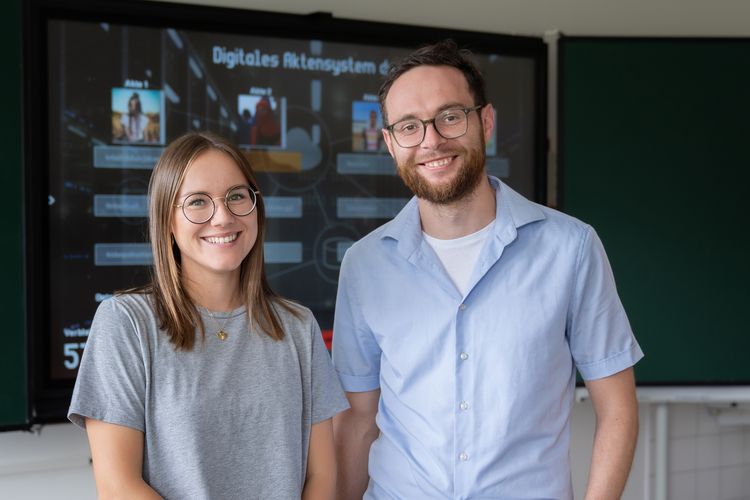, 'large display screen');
27,1,545,420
